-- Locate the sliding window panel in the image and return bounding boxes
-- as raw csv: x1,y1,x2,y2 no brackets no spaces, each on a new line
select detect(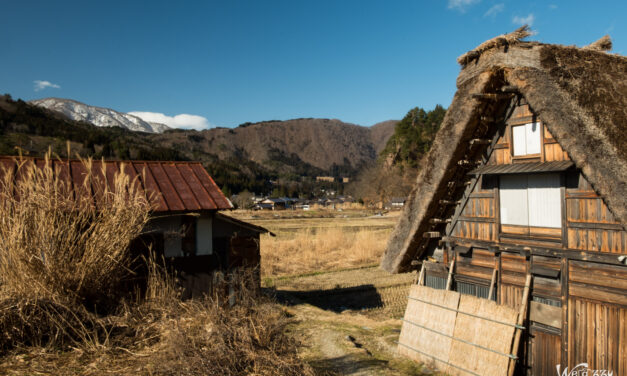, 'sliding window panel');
499,174,529,226
525,122,541,155
527,173,561,228
512,125,527,156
